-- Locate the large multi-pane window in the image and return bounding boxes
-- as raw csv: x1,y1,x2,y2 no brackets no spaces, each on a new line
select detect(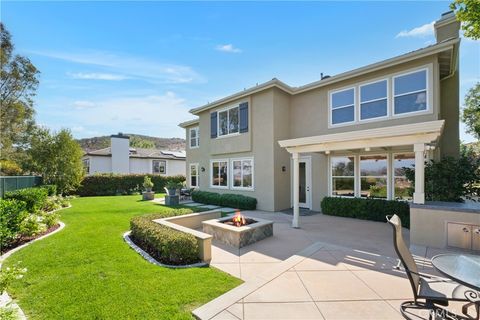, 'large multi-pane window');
190,163,199,187
394,69,428,115
331,156,355,197
218,106,239,136
360,80,388,120
329,66,430,126
190,127,199,148
232,158,253,190
330,88,355,125
211,160,228,188
360,155,388,198
153,160,166,174
394,153,415,200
